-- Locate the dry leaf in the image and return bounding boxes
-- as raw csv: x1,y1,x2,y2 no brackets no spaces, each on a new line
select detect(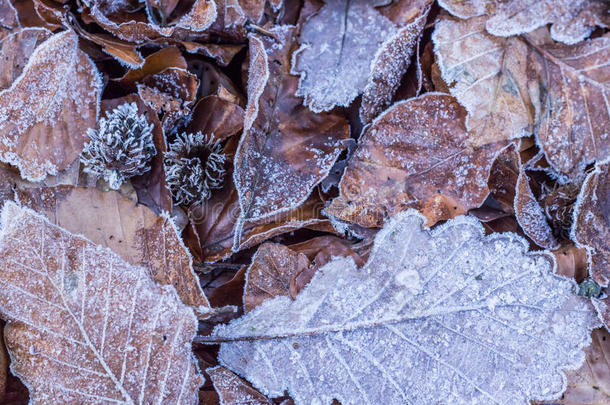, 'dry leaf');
207,366,271,405
187,95,244,142
438,0,609,45
243,243,310,313
0,28,101,181
326,93,506,228
0,202,203,404
433,15,610,174
572,160,610,287
203,210,599,404
16,186,209,309
232,25,349,249
552,244,589,281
